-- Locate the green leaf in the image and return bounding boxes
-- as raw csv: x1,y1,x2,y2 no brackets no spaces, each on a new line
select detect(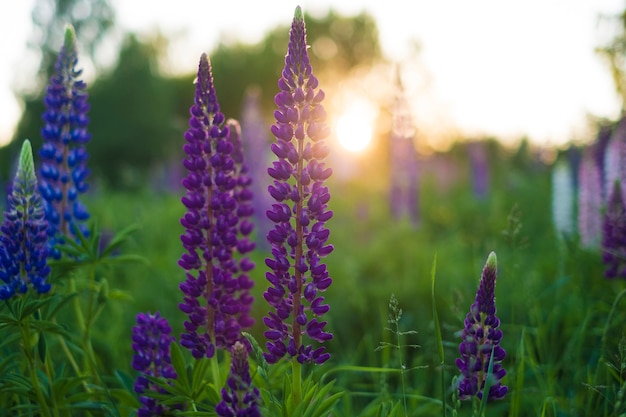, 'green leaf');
37,332,47,362
170,342,191,393
99,224,141,258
